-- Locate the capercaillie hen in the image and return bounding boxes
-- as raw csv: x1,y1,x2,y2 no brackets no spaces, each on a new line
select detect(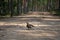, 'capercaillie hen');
26,22,34,29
